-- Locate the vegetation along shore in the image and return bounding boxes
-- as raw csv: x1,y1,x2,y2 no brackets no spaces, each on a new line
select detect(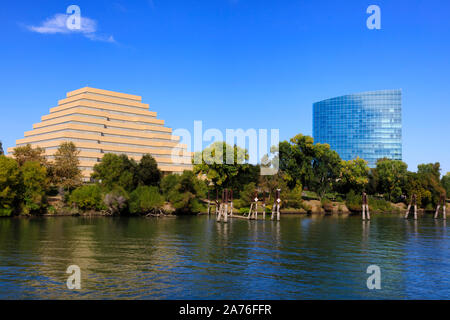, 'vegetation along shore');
0,134,449,218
